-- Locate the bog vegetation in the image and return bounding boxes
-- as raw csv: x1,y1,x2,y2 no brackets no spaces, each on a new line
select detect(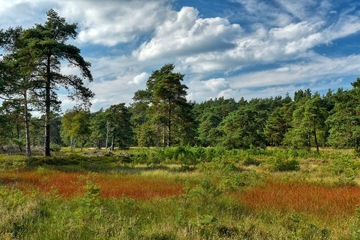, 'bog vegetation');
1,147,360,239
1,9,360,239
